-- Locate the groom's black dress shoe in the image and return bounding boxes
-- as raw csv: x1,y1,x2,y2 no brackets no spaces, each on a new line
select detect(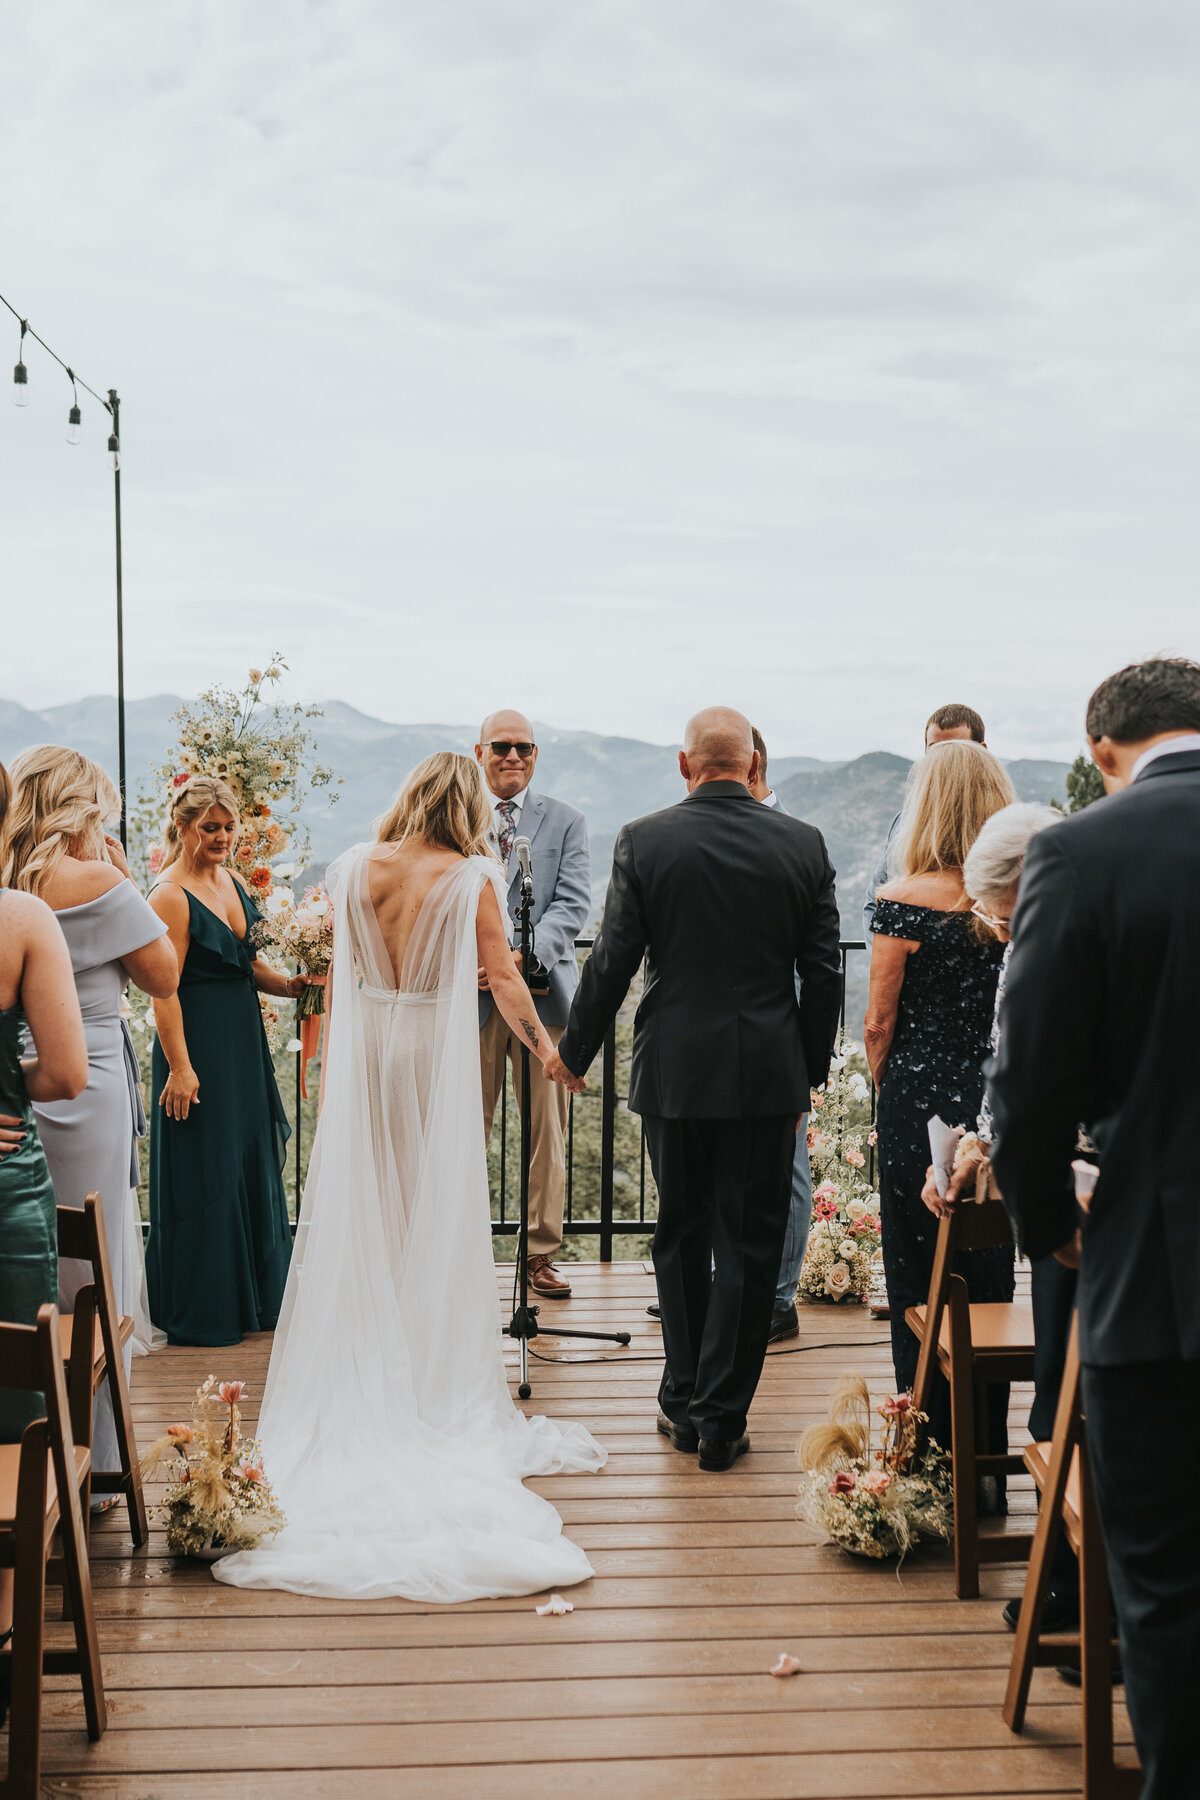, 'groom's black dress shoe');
768,1303,799,1343
698,1433,749,1472
657,1412,699,1453
646,1302,661,1320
